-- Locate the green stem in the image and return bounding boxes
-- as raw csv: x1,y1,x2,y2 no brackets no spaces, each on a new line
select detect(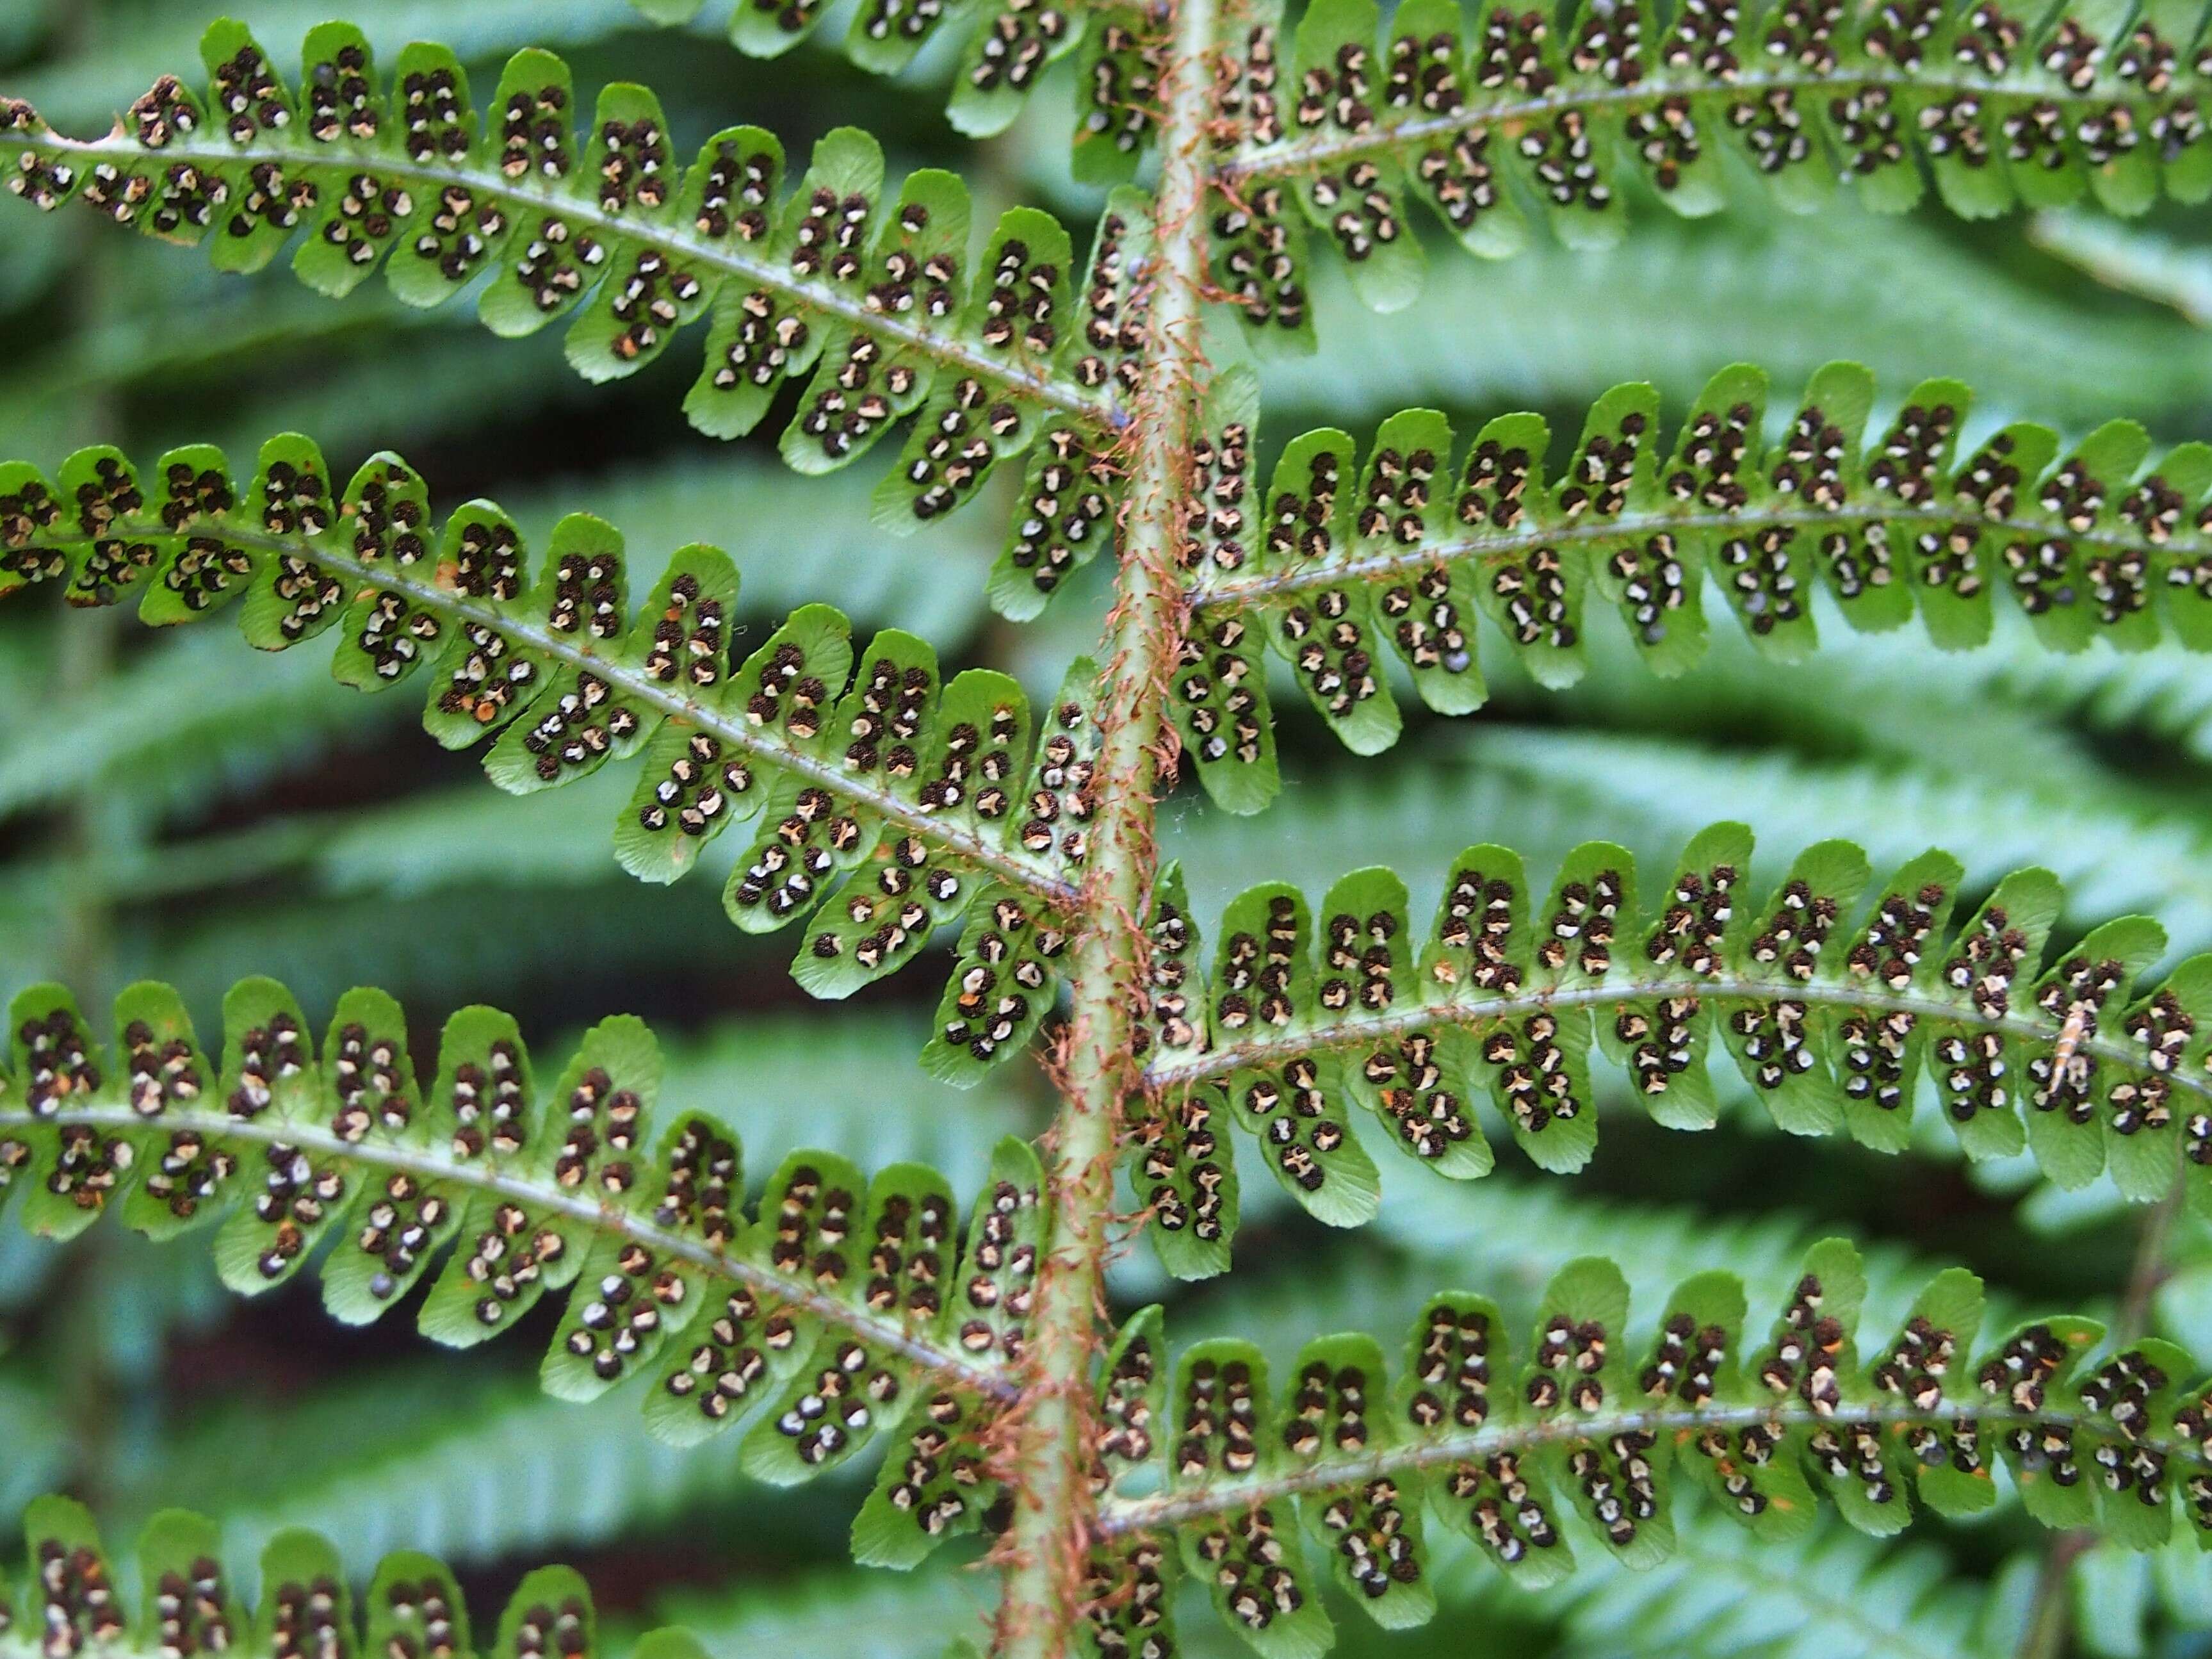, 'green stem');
8,518,1075,910
1096,1394,2212,1537
2016,1542,2091,1659
989,0,1216,1649
1145,974,2212,1116
1185,499,2200,614
0,127,1117,430
0,1102,1012,1399
1214,63,2172,182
